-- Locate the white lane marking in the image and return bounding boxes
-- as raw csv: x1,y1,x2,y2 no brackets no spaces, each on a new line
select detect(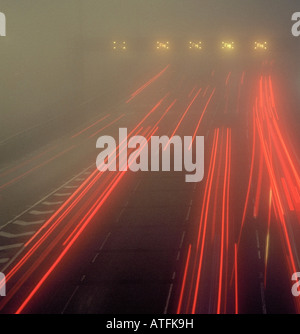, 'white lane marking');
64,185,78,189
179,231,186,249
0,243,23,251
133,180,142,193
255,230,260,249
13,220,45,226
176,251,181,261
54,193,71,197
172,272,176,280
61,285,79,314
0,231,34,238
0,164,96,272
185,206,192,221
42,201,64,206
260,280,267,314
116,208,125,222
80,275,86,282
258,250,261,260
0,163,93,232
30,210,55,215
163,283,174,314
0,258,9,264
76,178,85,181
99,233,111,251
91,253,100,263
